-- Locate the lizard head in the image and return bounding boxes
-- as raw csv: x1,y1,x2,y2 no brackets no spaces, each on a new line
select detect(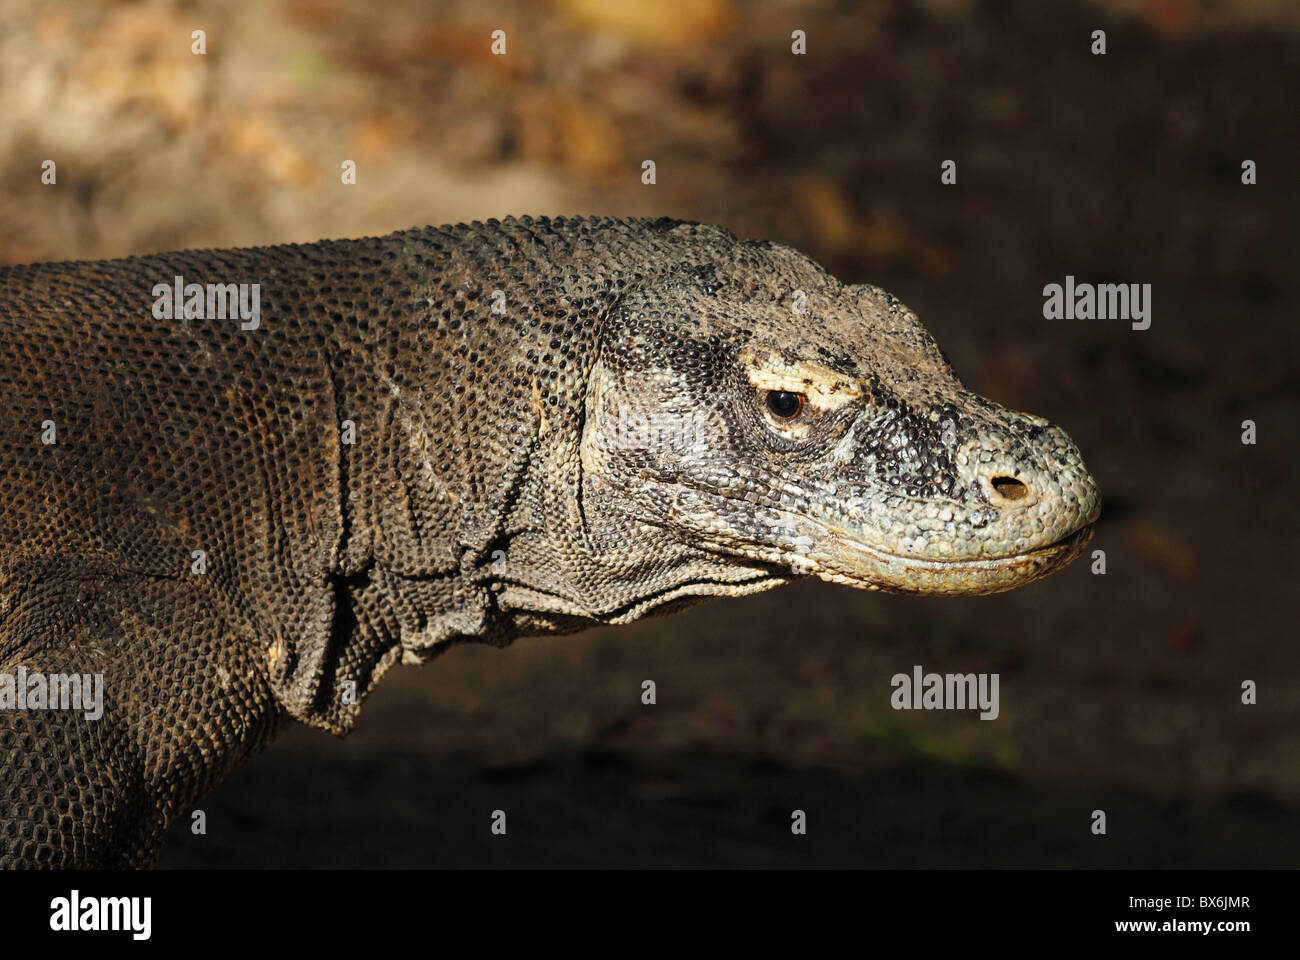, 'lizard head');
578,230,1100,601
